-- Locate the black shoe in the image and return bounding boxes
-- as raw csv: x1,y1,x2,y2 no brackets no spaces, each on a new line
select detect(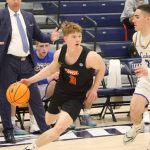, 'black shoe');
4,132,16,143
